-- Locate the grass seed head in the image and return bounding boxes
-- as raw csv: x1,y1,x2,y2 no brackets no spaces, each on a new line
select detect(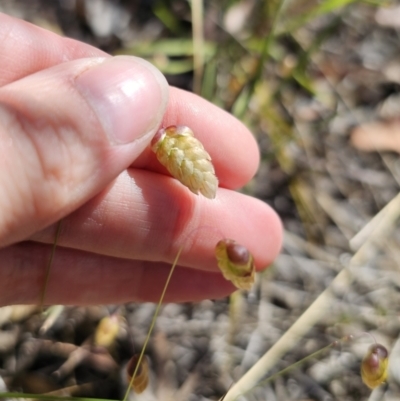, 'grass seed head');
215,239,255,290
151,125,218,199
361,343,389,389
